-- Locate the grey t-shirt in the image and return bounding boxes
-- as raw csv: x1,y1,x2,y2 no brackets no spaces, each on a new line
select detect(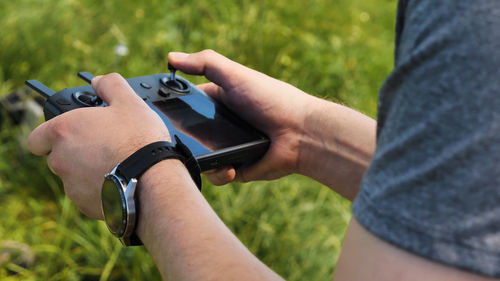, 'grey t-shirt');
352,0,500,277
